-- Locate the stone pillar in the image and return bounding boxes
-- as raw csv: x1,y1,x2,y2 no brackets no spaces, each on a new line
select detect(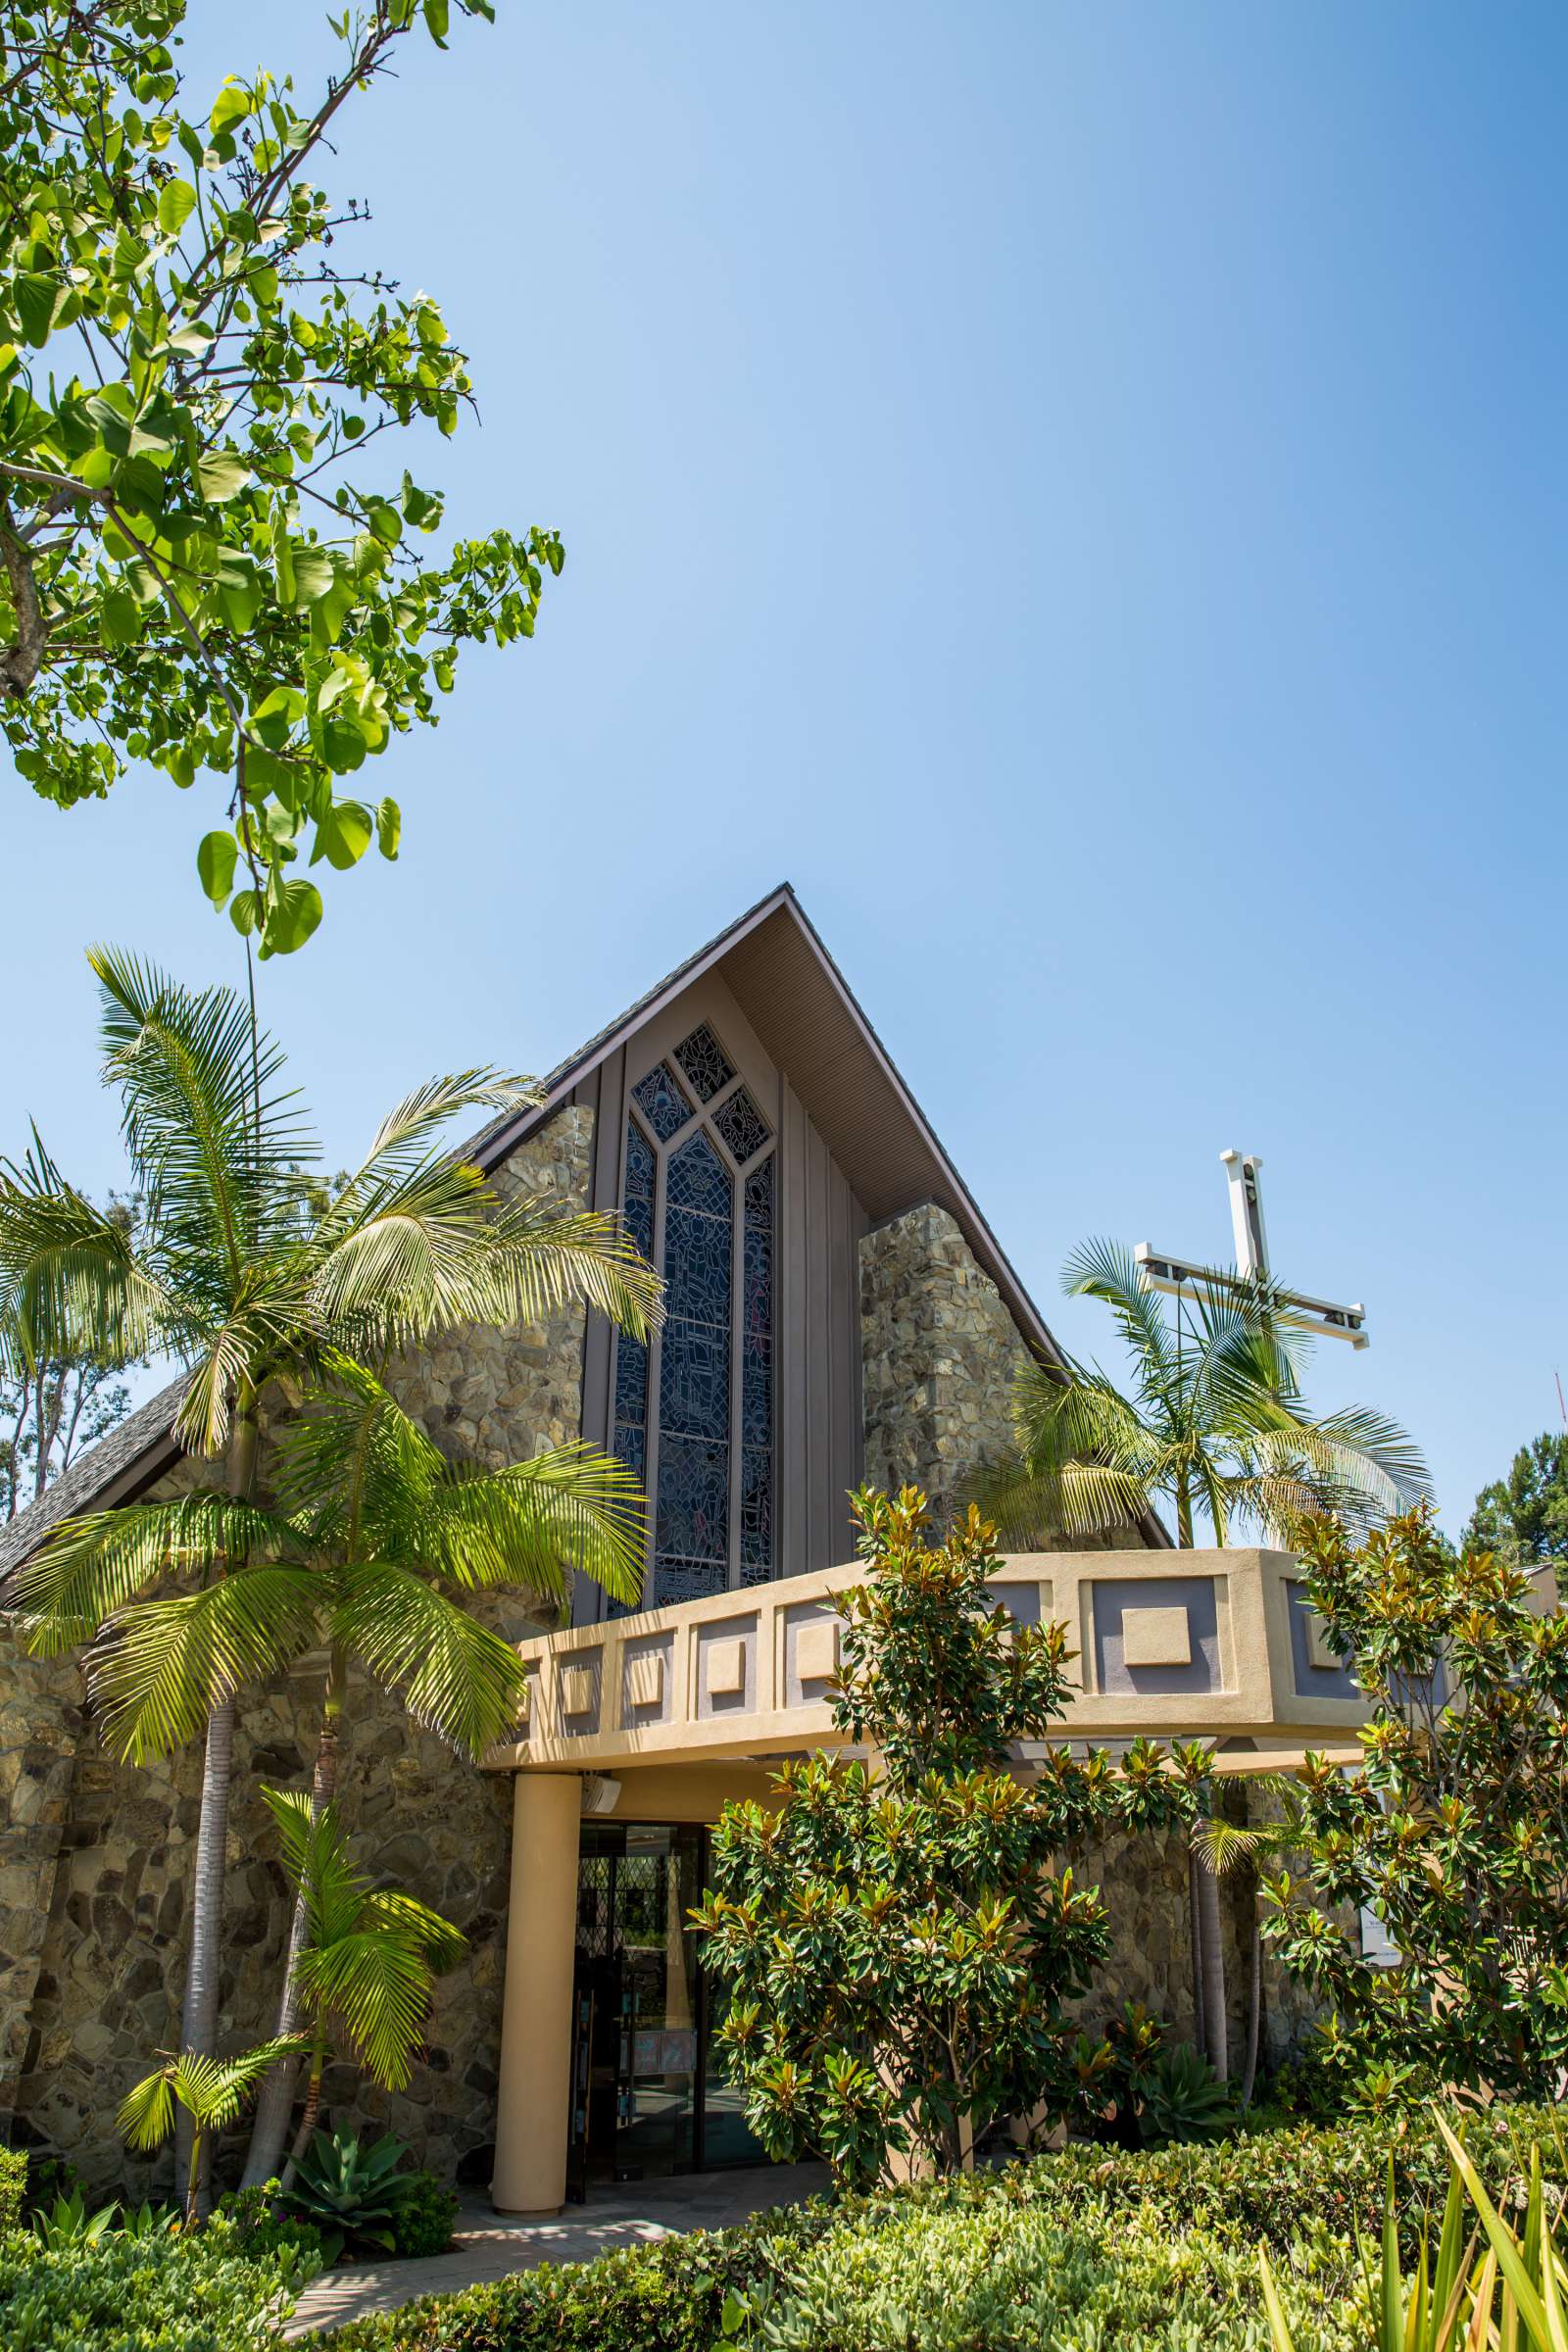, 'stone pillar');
492,1772,581,2215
